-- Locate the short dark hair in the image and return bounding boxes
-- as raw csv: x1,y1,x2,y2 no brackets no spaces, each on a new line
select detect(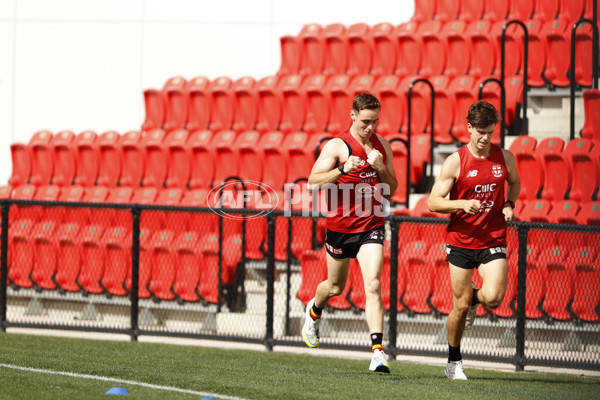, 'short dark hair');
352,92,381,112
466,100,500,128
